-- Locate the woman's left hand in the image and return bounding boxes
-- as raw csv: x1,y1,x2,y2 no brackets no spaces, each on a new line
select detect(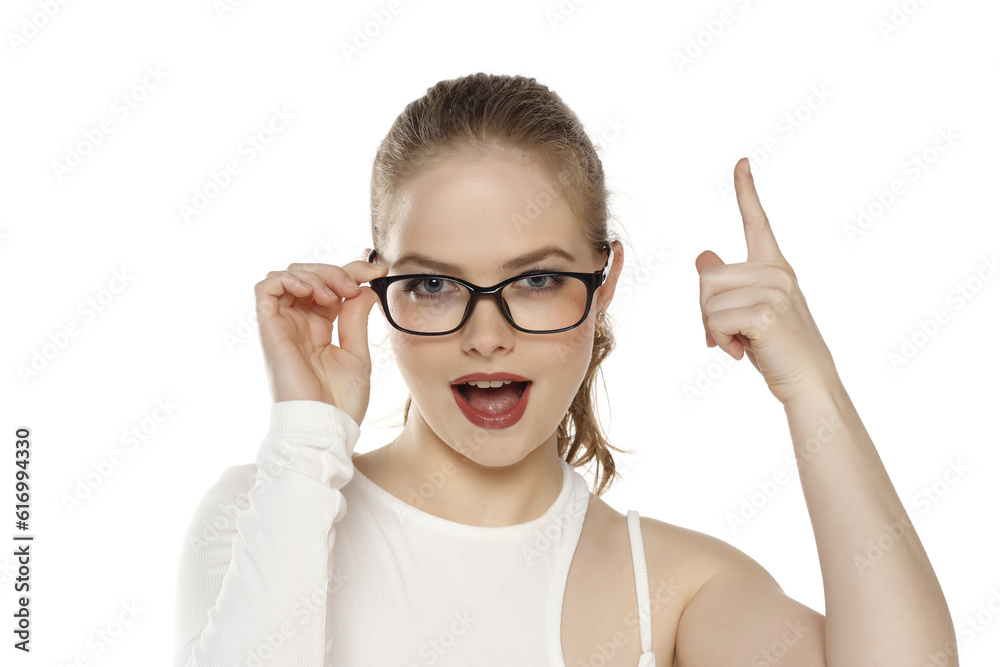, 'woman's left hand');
696,158,841,406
